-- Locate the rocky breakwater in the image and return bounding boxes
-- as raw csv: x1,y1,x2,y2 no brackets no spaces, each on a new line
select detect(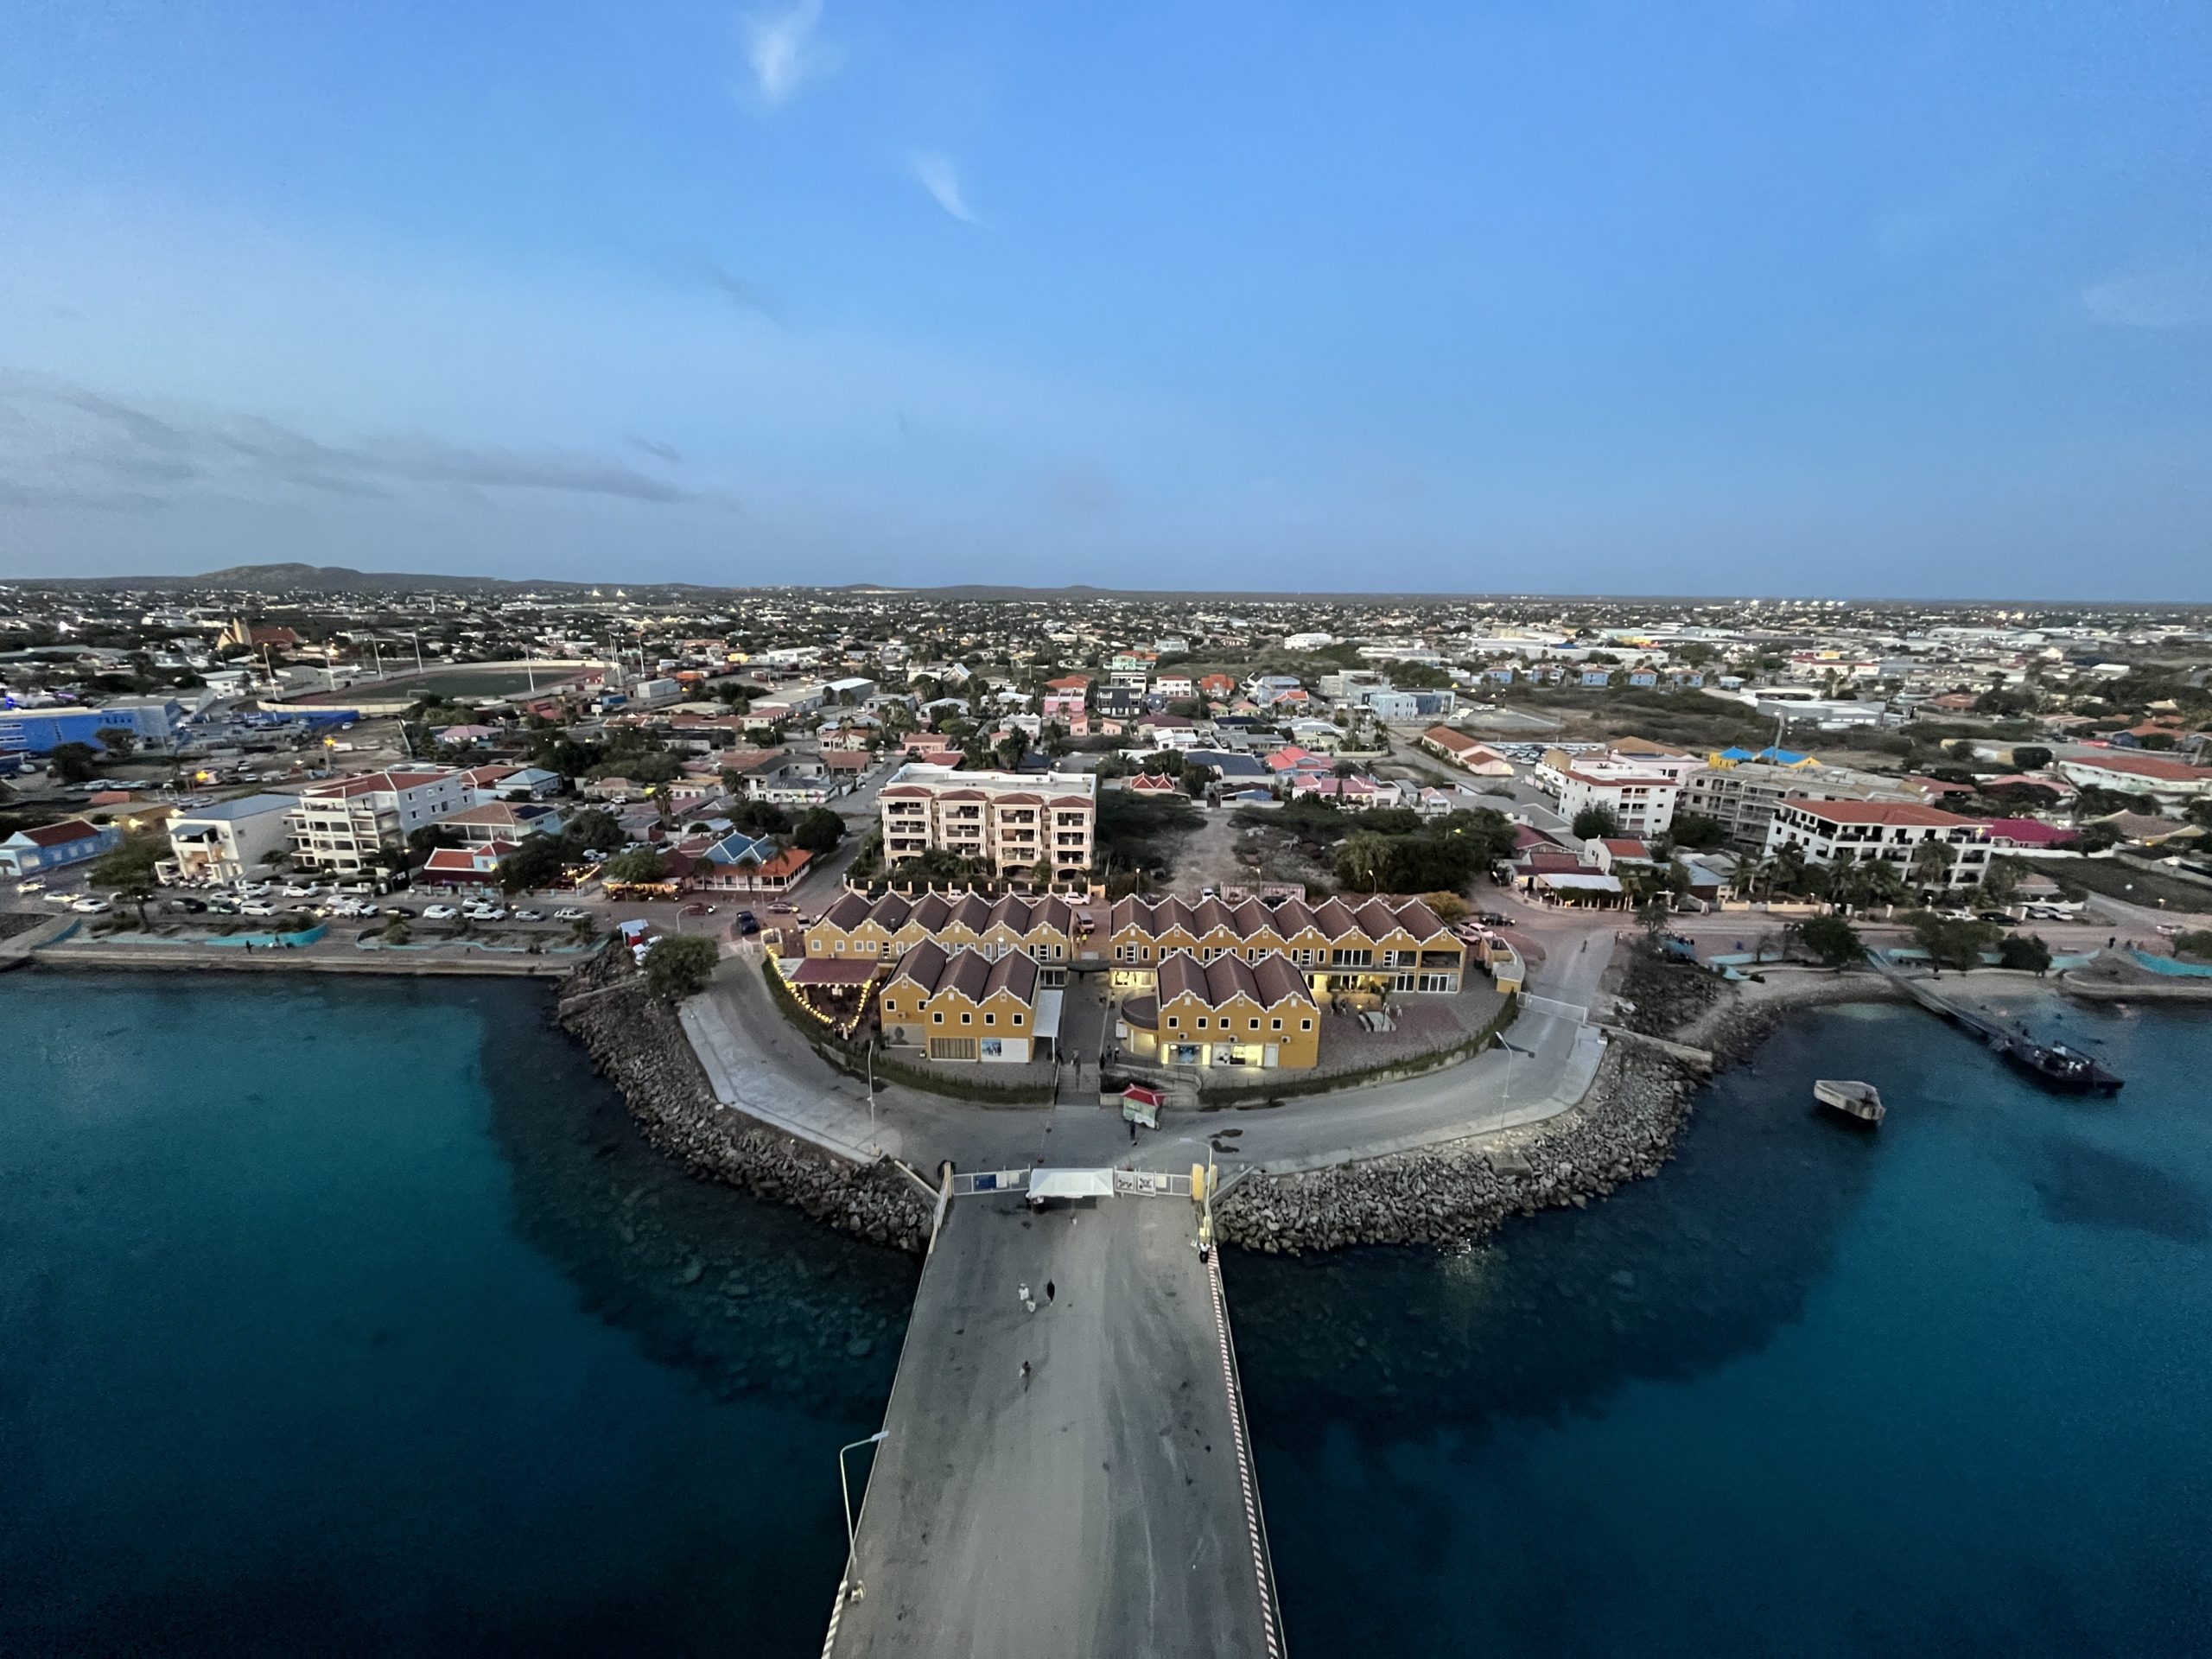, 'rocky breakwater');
557,968,931,1255
1217,1043,1697,1254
